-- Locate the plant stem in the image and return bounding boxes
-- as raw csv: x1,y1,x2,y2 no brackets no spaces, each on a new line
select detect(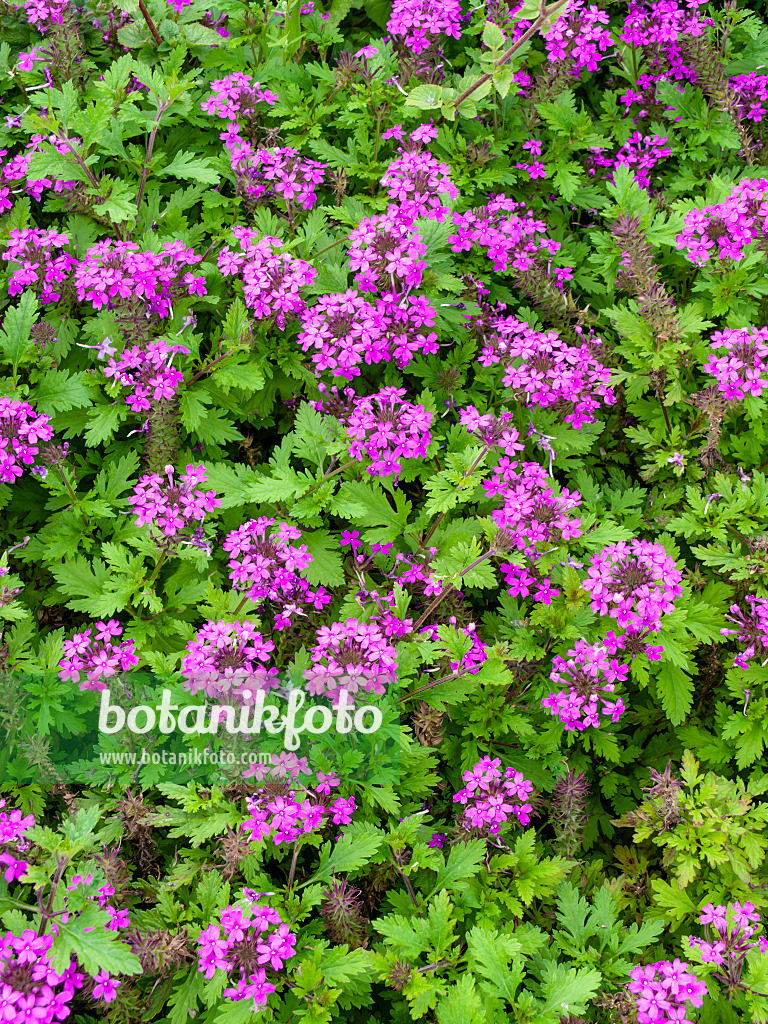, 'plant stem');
138,0,162,45
145,550,168,590
57,467,90,530
302,460,357,497
400,667,469,703
412,549,496,631
57,132,100,189
451,0,570,112
187,350,232,386
37,856,67,937
658,395,672,436
312,235,347,259
389,845,420,908
287,842,301,890
136,102,169,213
